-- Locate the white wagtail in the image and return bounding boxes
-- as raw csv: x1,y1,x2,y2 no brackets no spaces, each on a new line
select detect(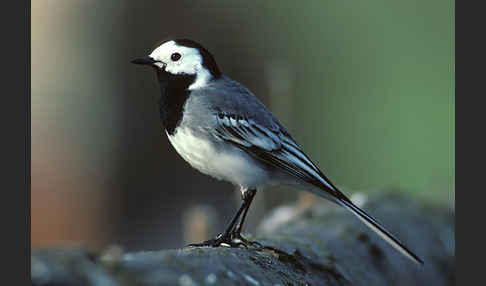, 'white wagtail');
132,39,423,265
